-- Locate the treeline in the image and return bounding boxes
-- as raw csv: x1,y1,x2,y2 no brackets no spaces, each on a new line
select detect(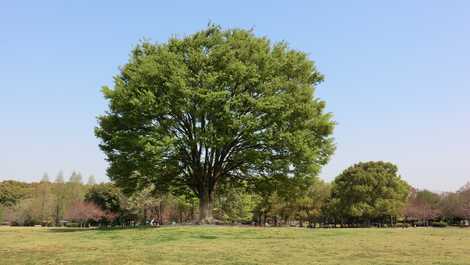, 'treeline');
0,172,96,226
0,176,255,227
0,171,193,227
1,162,469,228
404,186,470,226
